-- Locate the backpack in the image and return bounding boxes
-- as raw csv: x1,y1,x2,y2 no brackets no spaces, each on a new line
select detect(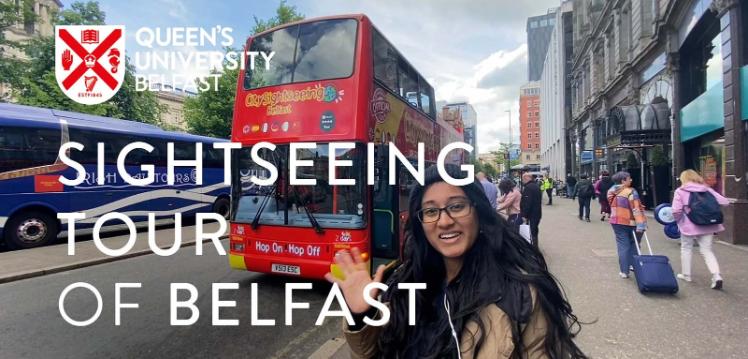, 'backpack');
577,182,593,198
685,190,723,225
